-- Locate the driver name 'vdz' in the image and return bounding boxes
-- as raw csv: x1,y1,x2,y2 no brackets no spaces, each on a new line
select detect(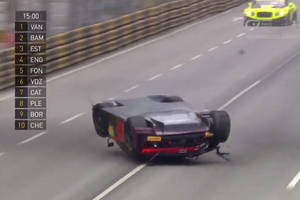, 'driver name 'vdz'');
30,78,43,85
